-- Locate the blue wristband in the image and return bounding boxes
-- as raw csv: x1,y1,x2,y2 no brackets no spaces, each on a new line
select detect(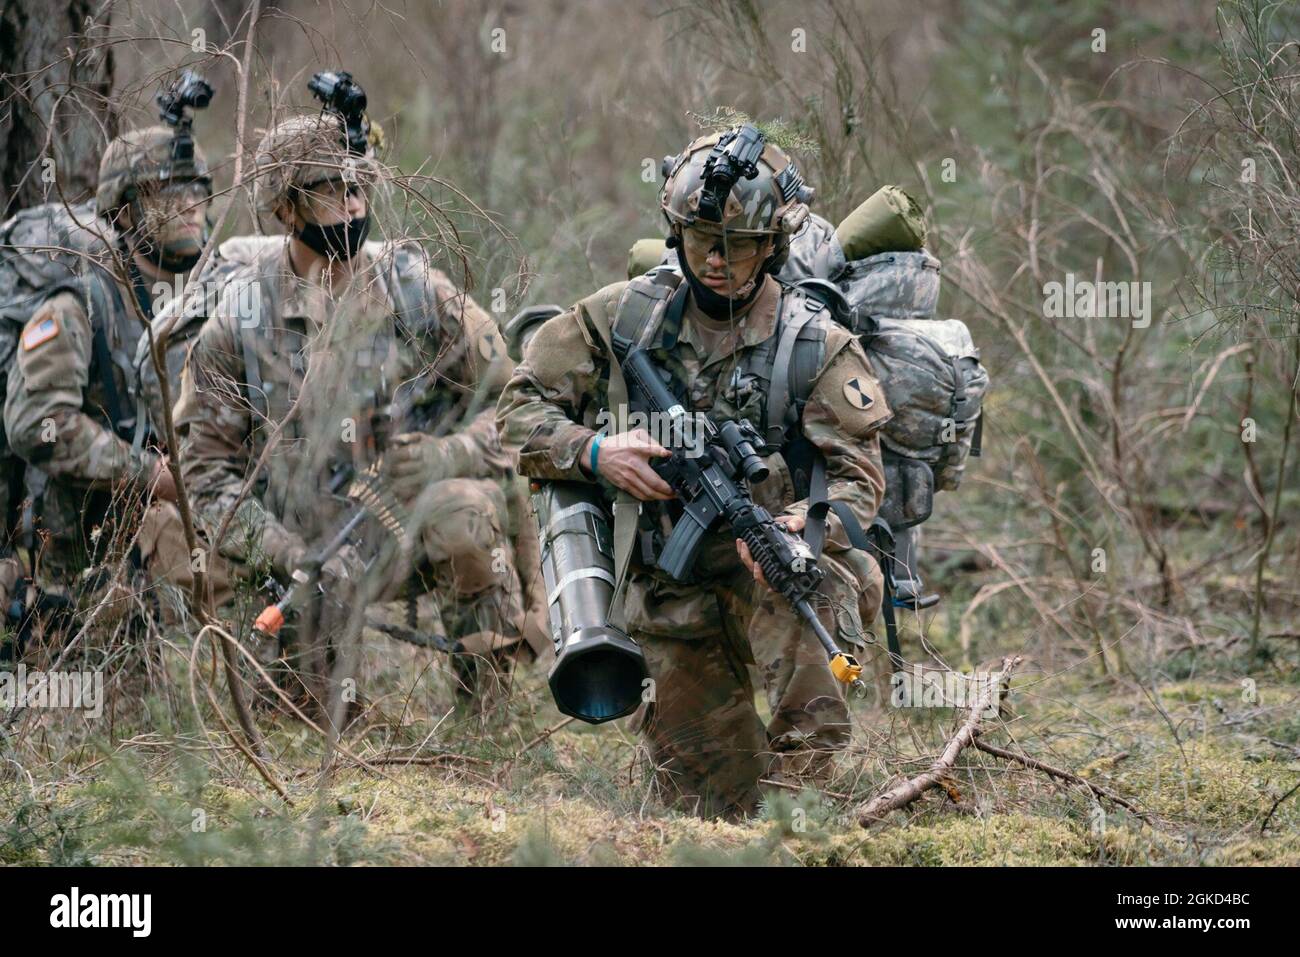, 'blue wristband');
589,434,603,475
